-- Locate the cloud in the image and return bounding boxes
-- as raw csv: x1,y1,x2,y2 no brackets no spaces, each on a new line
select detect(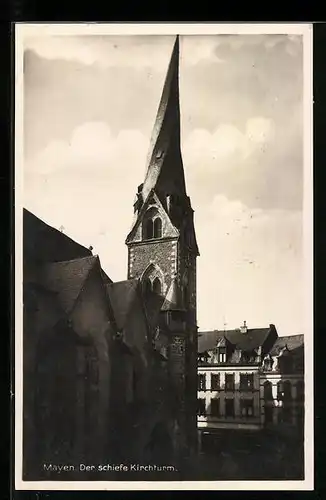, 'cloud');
24,122,304,336
25,121,149,177
22,34,305,336
24,34,225,71
196,194,303,334
183,116,274,172
214,34,302,53
24,35,169,70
